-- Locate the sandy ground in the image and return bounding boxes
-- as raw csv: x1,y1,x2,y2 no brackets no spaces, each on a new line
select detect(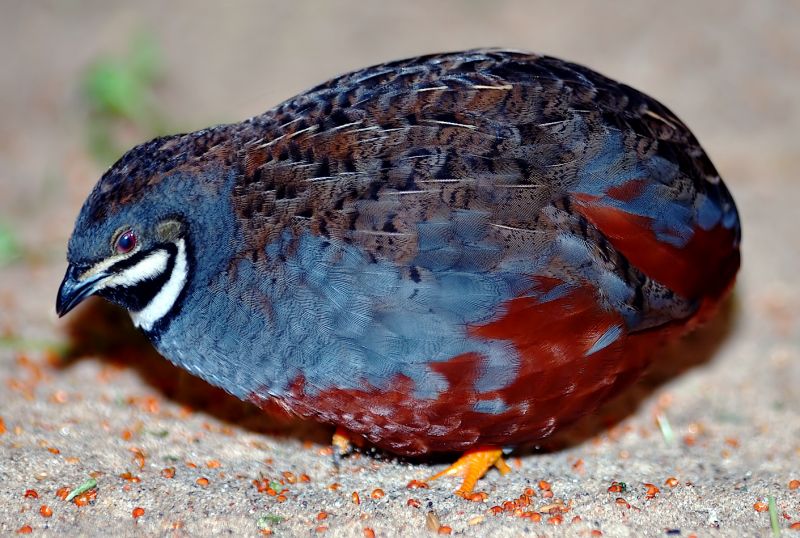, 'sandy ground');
1,1,799,536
